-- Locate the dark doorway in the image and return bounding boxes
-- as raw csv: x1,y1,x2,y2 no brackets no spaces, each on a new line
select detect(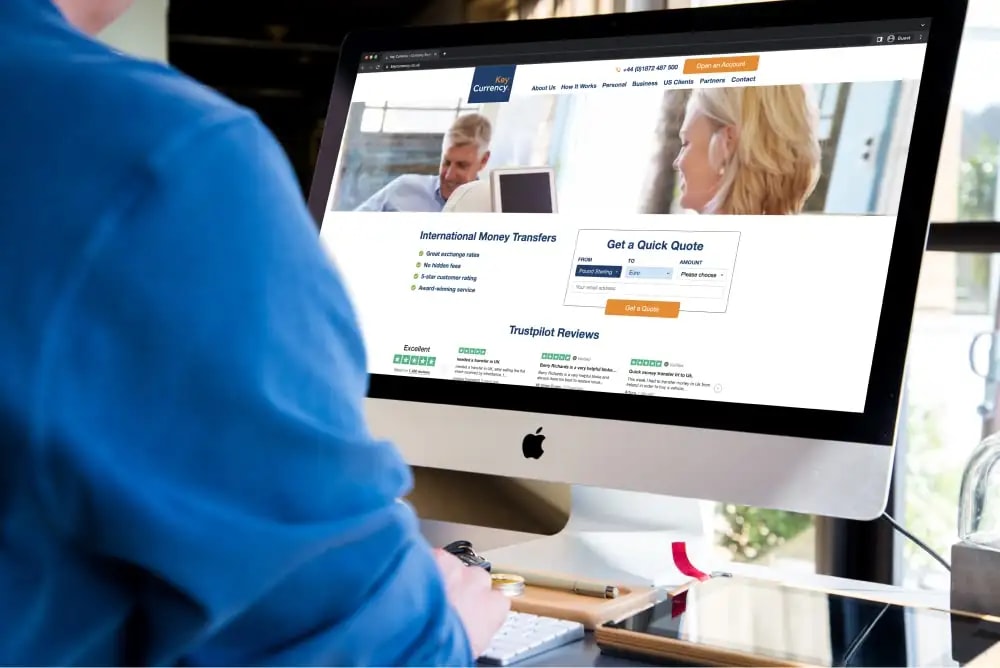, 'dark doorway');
168,0,439,191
